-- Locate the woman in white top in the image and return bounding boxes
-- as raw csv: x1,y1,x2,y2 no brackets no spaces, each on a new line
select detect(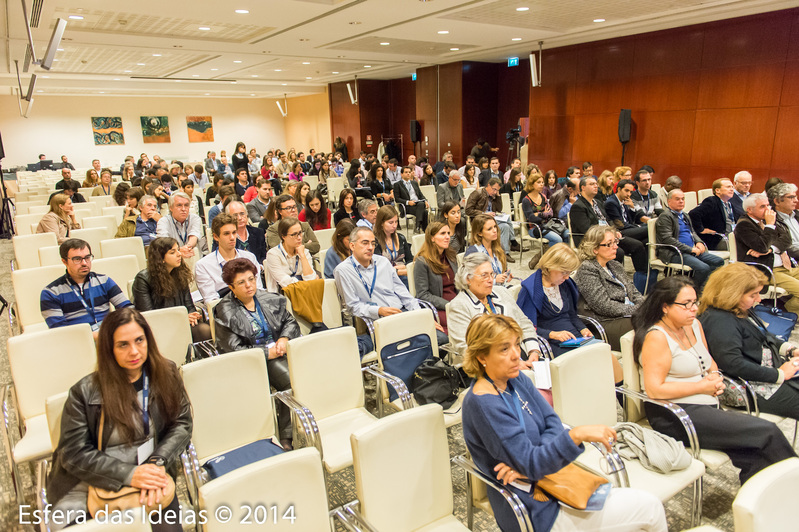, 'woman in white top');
463,214,512,284
632,276,796,484
264,217,317,293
